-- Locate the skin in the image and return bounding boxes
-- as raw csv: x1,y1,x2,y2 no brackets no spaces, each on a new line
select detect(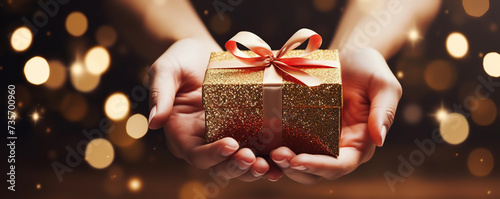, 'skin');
117,0,441,183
